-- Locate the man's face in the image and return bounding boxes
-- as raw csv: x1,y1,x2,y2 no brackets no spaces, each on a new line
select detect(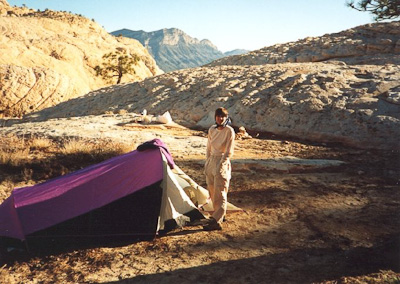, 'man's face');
216,115,227,125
